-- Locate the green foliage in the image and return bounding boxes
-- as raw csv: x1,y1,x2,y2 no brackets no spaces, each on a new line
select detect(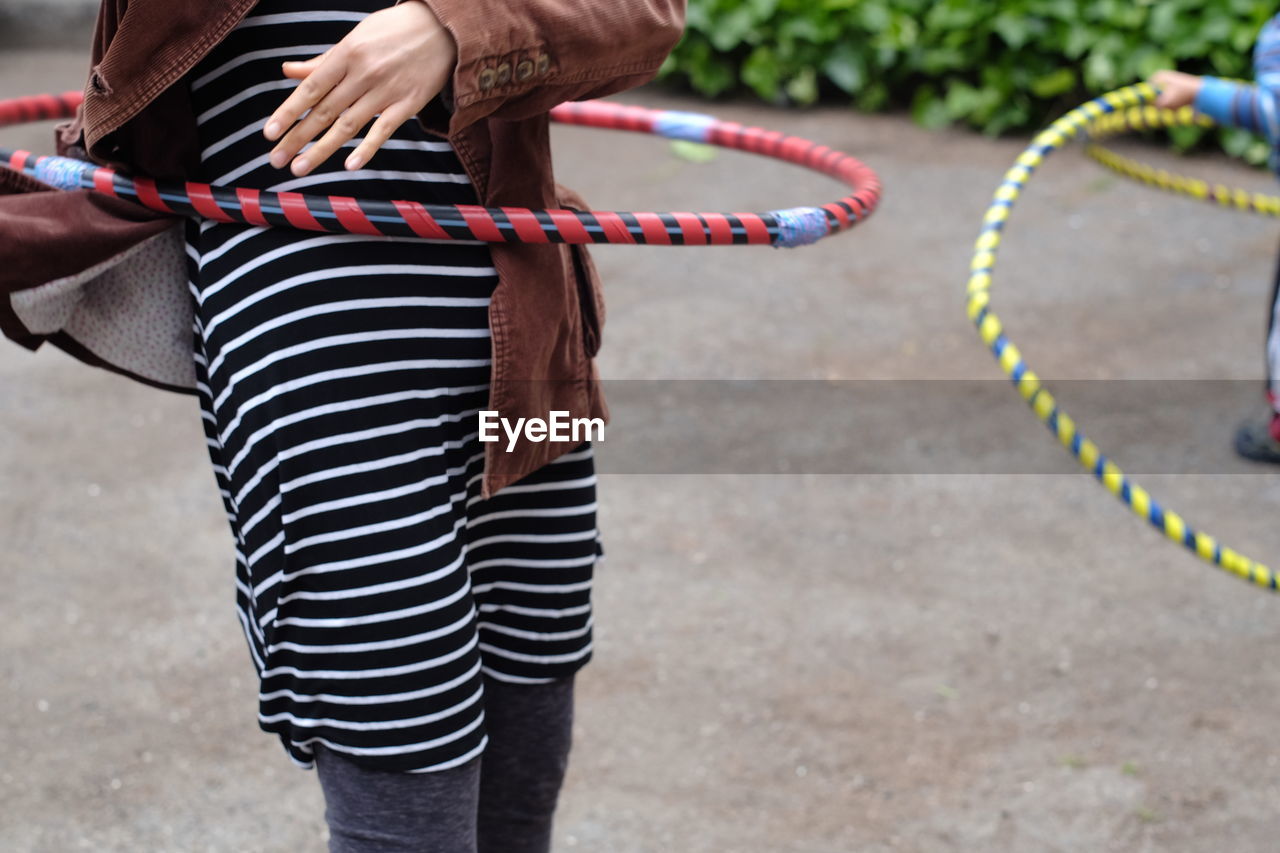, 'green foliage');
661,0,1275,147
